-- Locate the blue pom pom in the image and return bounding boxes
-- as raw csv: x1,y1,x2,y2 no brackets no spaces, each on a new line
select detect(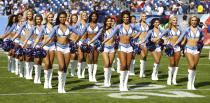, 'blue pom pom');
133,44,142,54
197,41,204,51
146,40,156,51
114,39,119,49
130,37,135,47
165,44,174,56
